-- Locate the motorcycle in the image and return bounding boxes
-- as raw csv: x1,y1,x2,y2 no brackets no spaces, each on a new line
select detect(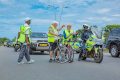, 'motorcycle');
78,27,103,63
70,38,82,54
